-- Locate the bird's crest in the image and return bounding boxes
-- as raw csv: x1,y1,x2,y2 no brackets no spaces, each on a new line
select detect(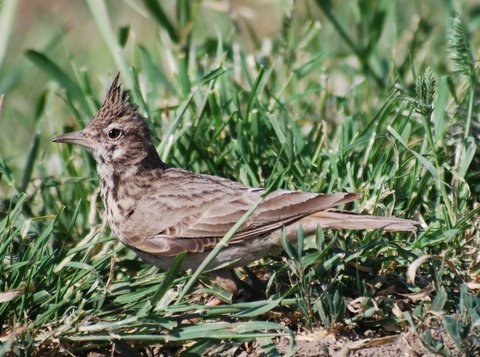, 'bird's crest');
96,73,137,120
